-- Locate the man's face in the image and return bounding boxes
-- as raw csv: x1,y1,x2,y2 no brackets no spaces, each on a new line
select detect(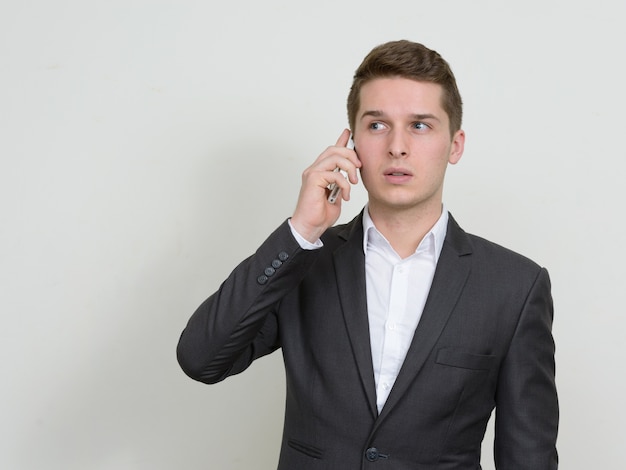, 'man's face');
353,77,464,217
